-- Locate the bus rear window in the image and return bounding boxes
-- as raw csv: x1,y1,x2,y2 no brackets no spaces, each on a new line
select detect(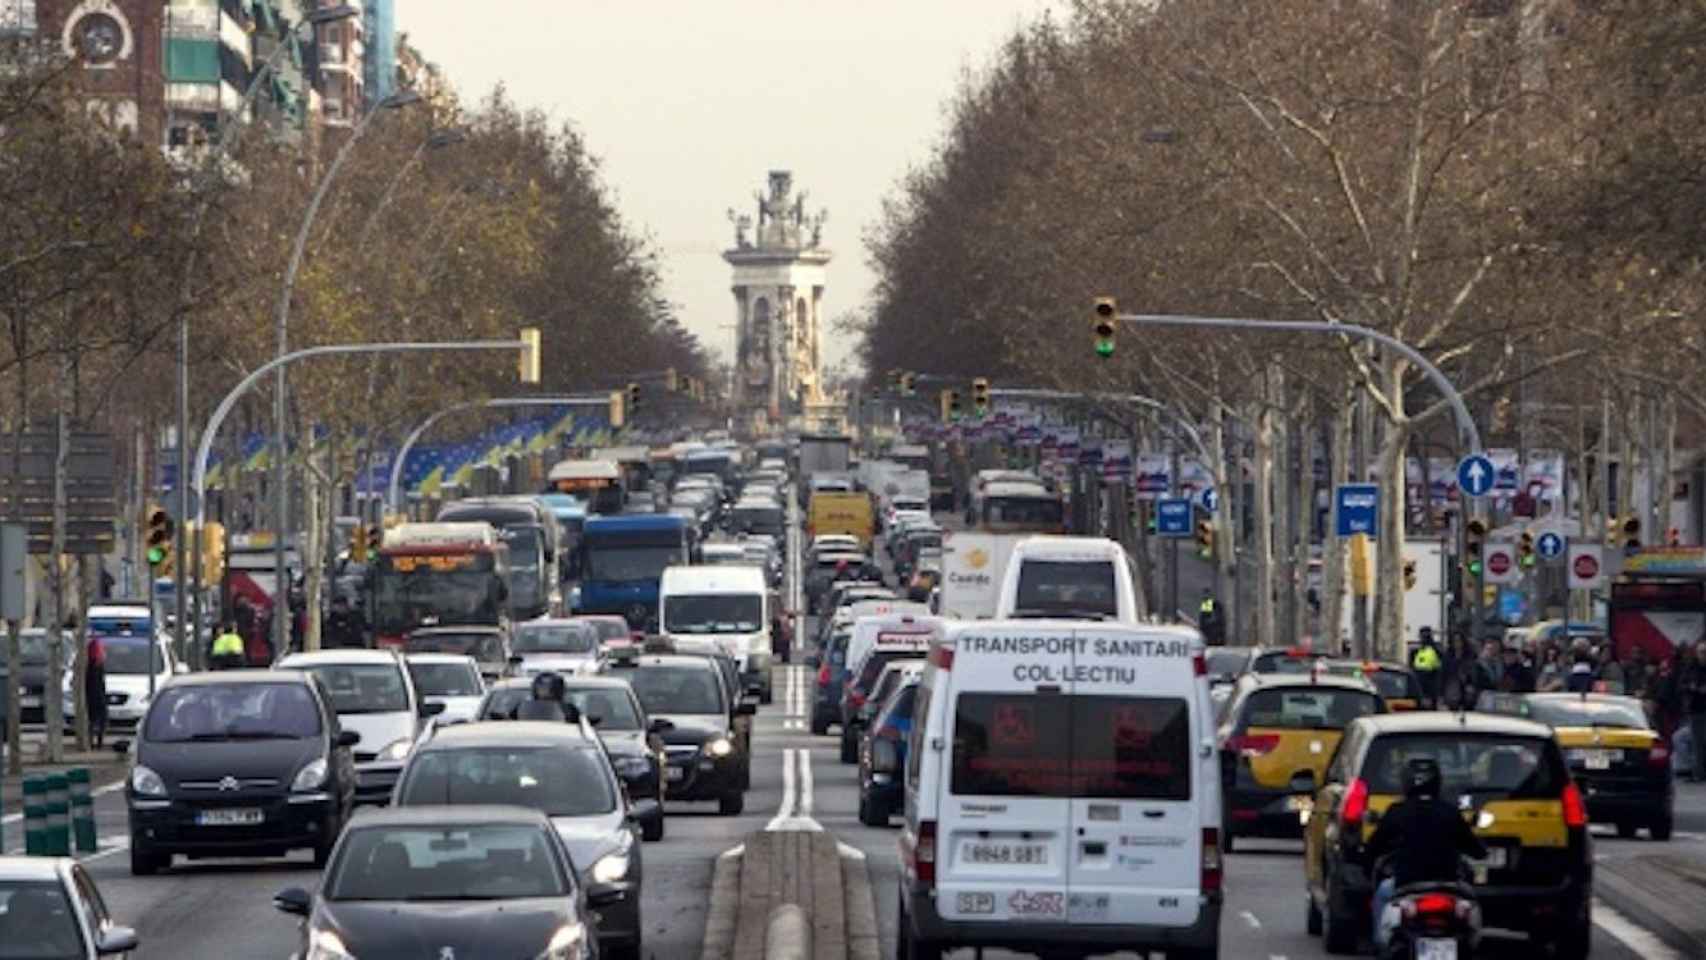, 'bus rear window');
951,693,1190,800
1013,561,1118,617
